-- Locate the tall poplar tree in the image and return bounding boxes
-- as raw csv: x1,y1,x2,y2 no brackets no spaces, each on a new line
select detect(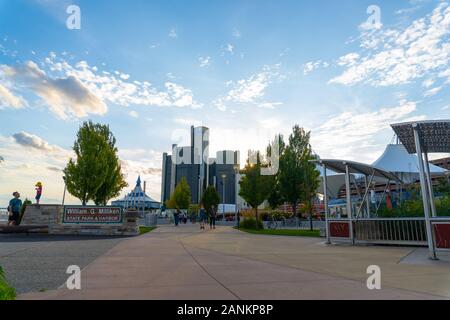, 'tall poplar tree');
64,121,127,206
